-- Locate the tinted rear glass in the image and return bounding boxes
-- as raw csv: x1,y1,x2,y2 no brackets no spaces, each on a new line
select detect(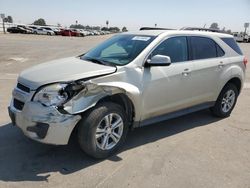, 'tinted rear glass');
221,38,243,55
190,36,217,60
216,44,225,57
